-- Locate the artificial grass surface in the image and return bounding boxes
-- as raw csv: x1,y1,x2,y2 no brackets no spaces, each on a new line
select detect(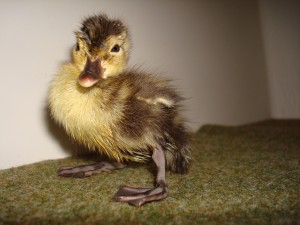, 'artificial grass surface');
0,119,299,225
